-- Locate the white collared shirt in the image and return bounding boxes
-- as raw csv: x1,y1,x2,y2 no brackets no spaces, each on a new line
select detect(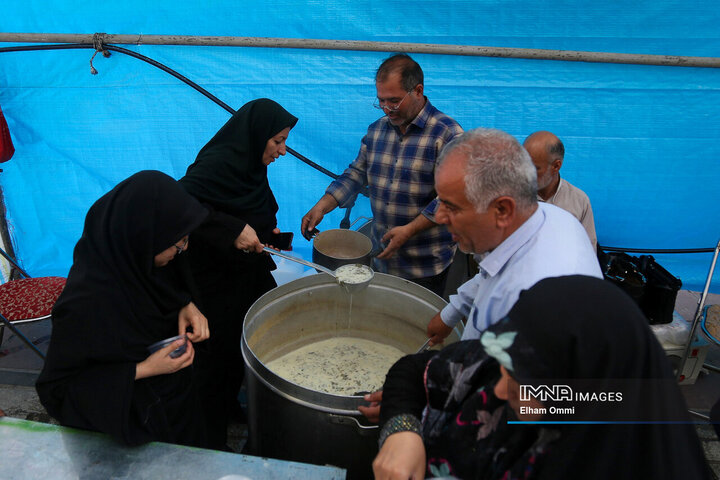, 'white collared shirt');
441,203,602,339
